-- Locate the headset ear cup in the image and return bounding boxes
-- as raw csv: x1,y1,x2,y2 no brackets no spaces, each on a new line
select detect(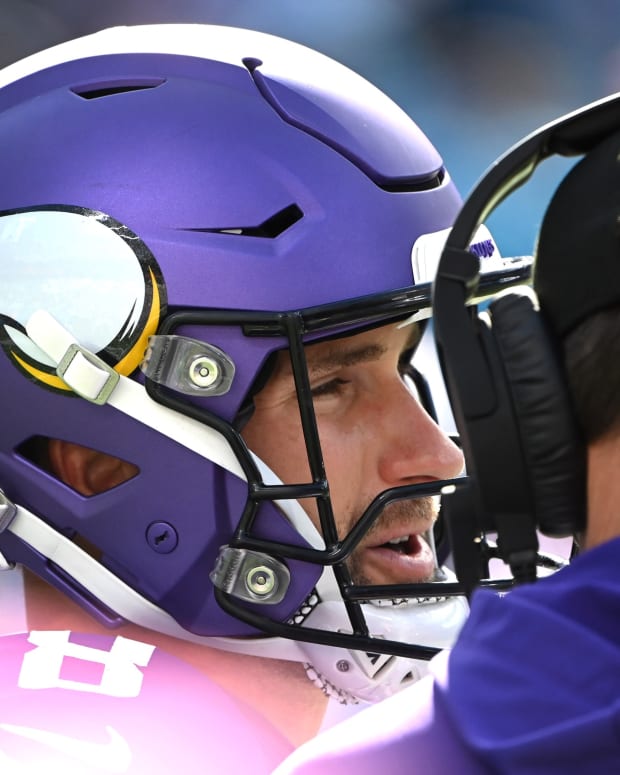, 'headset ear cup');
488,292,586,536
